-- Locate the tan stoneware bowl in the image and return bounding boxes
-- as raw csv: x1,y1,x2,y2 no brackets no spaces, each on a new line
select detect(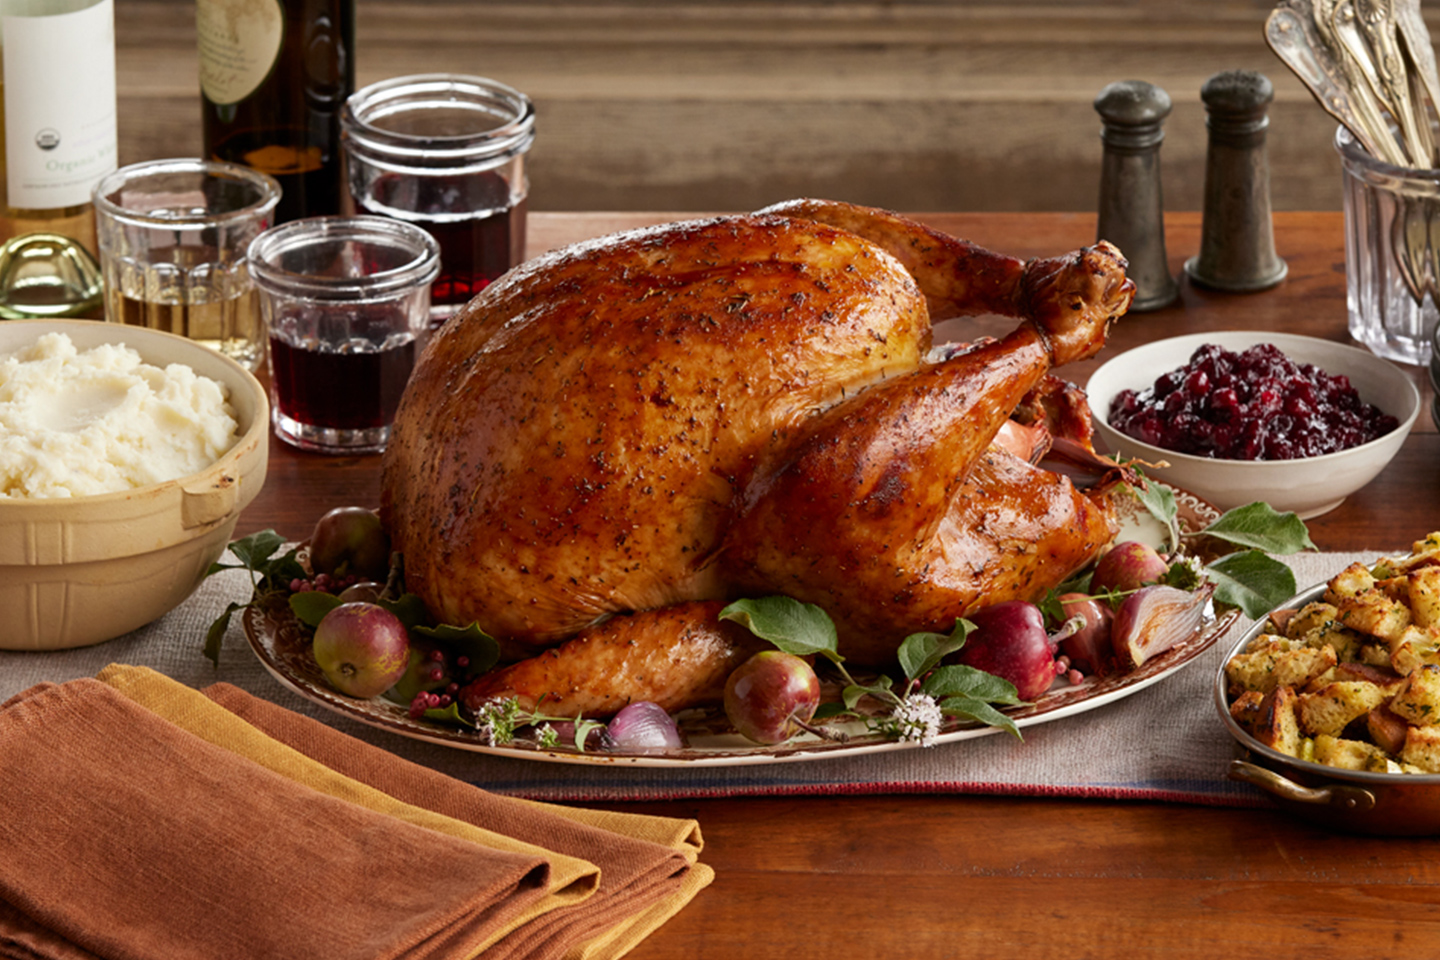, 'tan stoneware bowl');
0,320,268,650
